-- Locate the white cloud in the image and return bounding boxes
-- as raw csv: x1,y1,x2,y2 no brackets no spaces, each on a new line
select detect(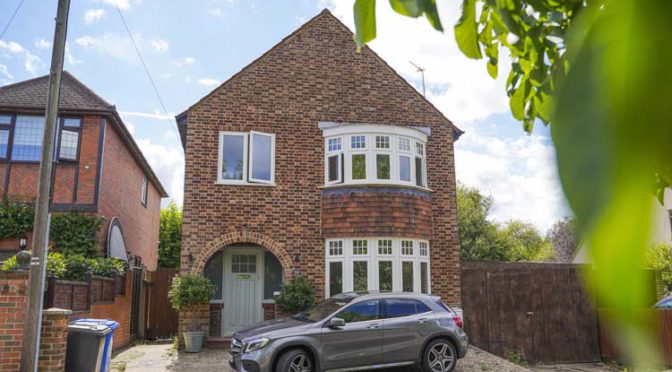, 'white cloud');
150,38,169,53
34,39,52,49
0,40,44,76
136,138,185,206
208,8,223,16
455,124,570,232
172,57,196,67
197,78,220,87
65,45,82,65
0,64,13,79
120,111,175,120
75,34,140,64
84,8,106,25
100,0,141,10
